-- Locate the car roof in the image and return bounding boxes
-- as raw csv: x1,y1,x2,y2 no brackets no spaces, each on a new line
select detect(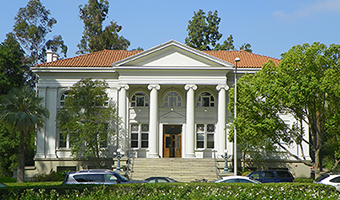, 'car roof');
68,169,117,175
221,176,250,179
